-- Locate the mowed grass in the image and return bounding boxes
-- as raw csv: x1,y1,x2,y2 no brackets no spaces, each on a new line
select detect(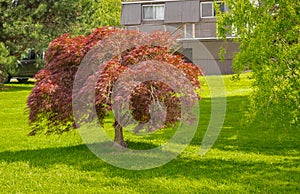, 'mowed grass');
0,74,299,193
